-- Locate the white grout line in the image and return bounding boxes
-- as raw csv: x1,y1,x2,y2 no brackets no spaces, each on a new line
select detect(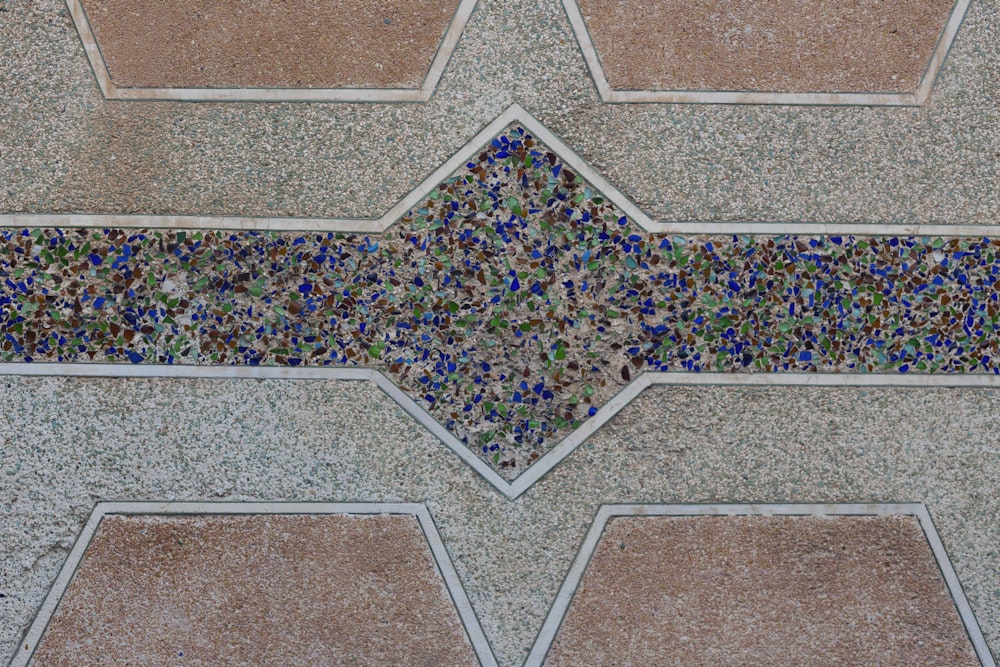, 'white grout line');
607,89,918,106
5,105,1000,236
7,505,104,667
3,364,1000,500
0,363,376,381
367,372,514,495
420,0,479,99
377,107,521,231
558,0,612,100
561,0,970,107
508,374,653,498
639,221,1000,237
524,503,996,667
8,502,500,667
916,505,998,667
65,0,115,99
916,0,973,105
645,372,1000,389
64,0,478,103
595,502,927,517
96,500,426,515
414,506,499,667
110,87,430,103
508,105,656,229
523,502,611,667
0,214,383,233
